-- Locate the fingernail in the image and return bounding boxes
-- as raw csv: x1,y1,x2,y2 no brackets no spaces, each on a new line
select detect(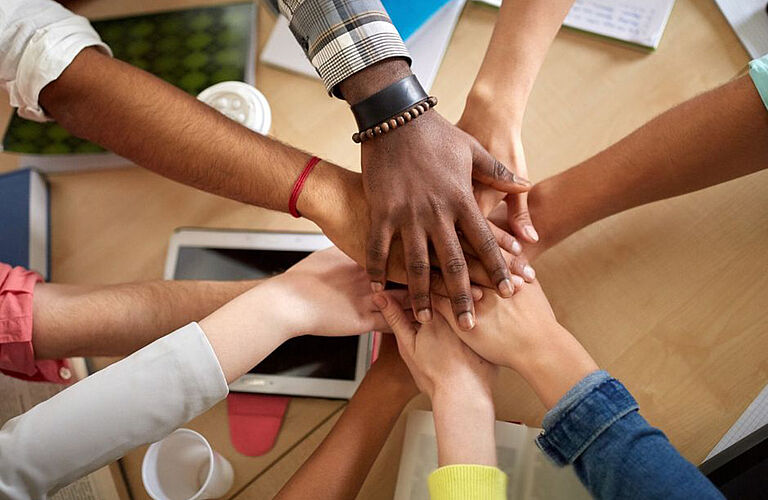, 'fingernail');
511,240,522,255
471,286,484,301
458,312,476,330
370,281,384,293
523,265,536,282
524,225,539,242
512,275,524,288
498,278,513,298
513,173,532,186
416,308,433,323
372,293,388,309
